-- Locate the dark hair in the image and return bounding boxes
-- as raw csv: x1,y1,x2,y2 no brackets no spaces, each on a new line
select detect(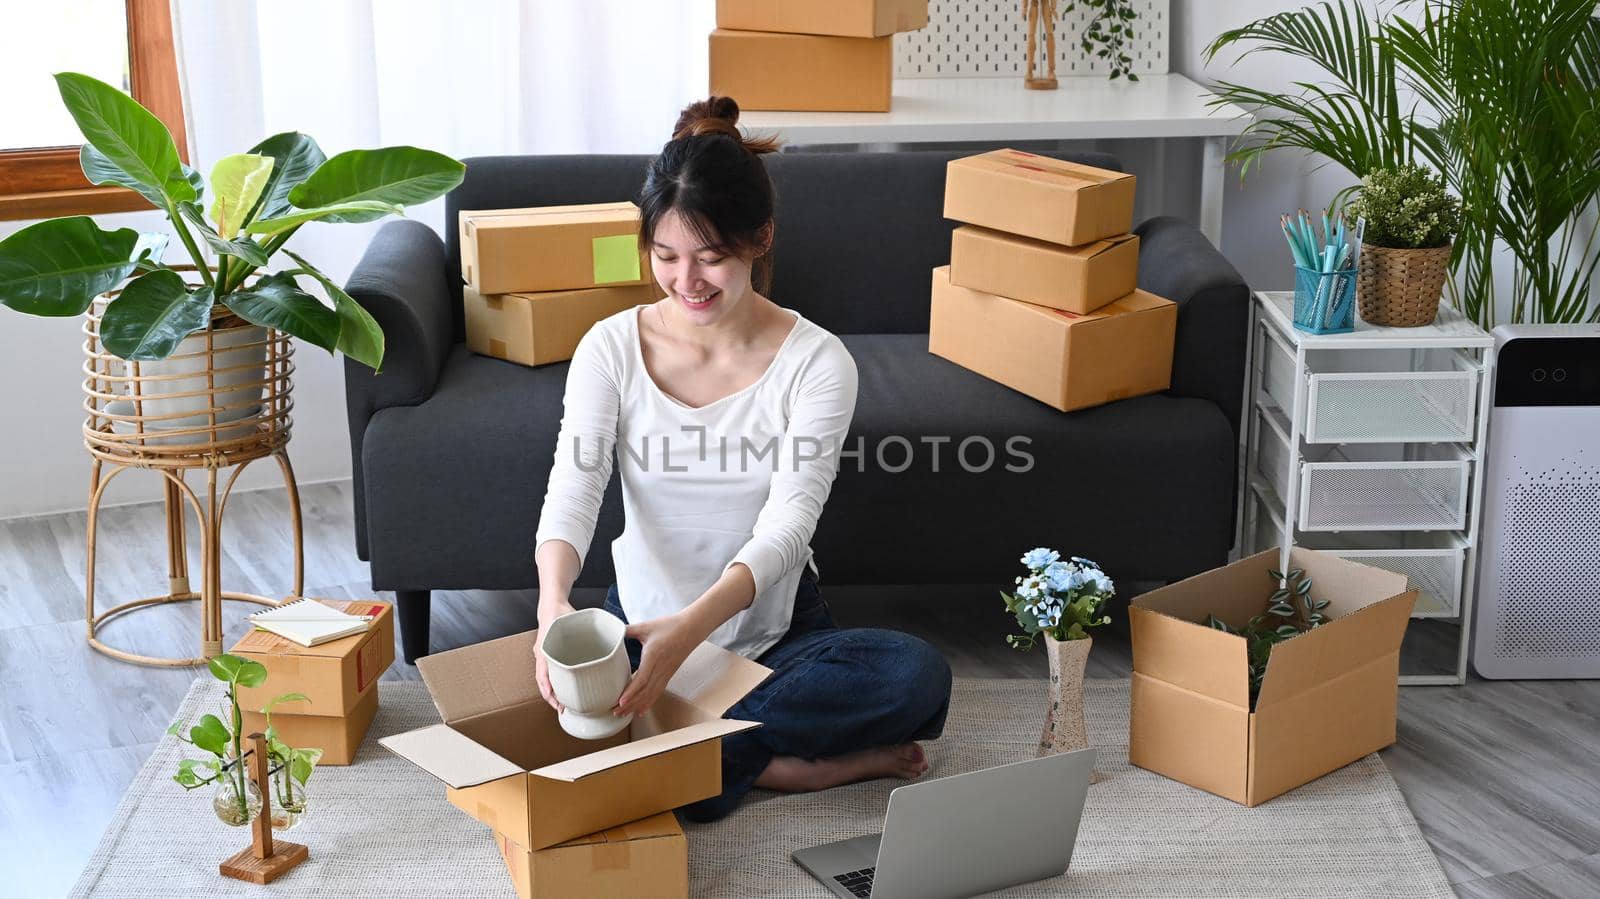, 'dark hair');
639,96,781,292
